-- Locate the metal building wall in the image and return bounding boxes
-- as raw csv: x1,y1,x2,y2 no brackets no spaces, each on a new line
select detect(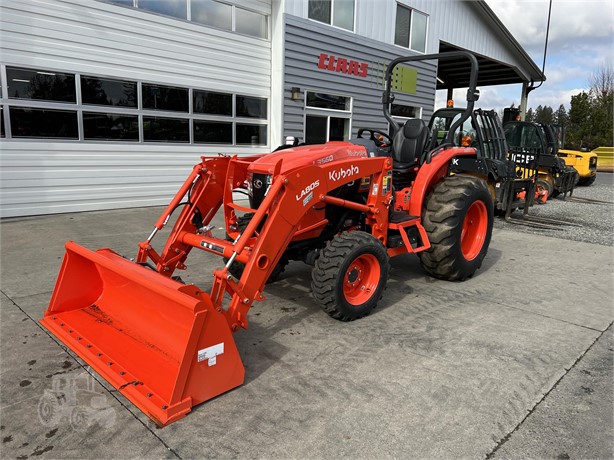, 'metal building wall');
283,14,437,140
285,0,530,73
0,0,272,218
